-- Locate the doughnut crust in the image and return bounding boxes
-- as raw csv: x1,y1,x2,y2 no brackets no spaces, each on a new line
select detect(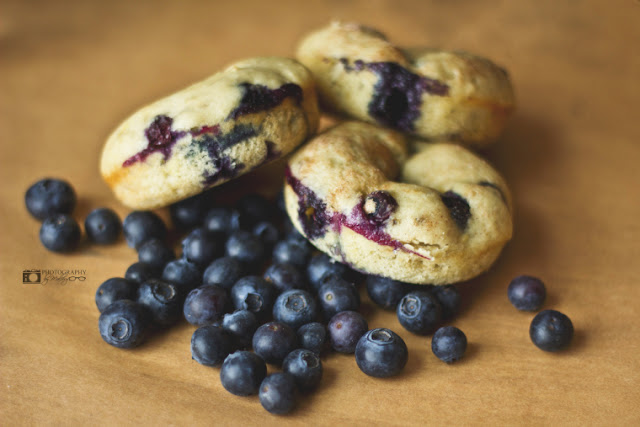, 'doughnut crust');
101,57,319,209
296,22,515,146
284,122,513,285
